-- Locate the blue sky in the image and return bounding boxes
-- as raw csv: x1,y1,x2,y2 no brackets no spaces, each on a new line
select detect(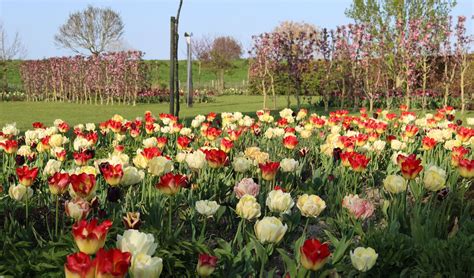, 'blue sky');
1,0,473,59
